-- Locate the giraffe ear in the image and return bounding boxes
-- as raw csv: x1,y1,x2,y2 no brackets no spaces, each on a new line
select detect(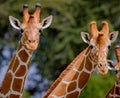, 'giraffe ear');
81,32,90,44
109,31,119,43
9,16,21,30
107,60,116,70
41,15,53,30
